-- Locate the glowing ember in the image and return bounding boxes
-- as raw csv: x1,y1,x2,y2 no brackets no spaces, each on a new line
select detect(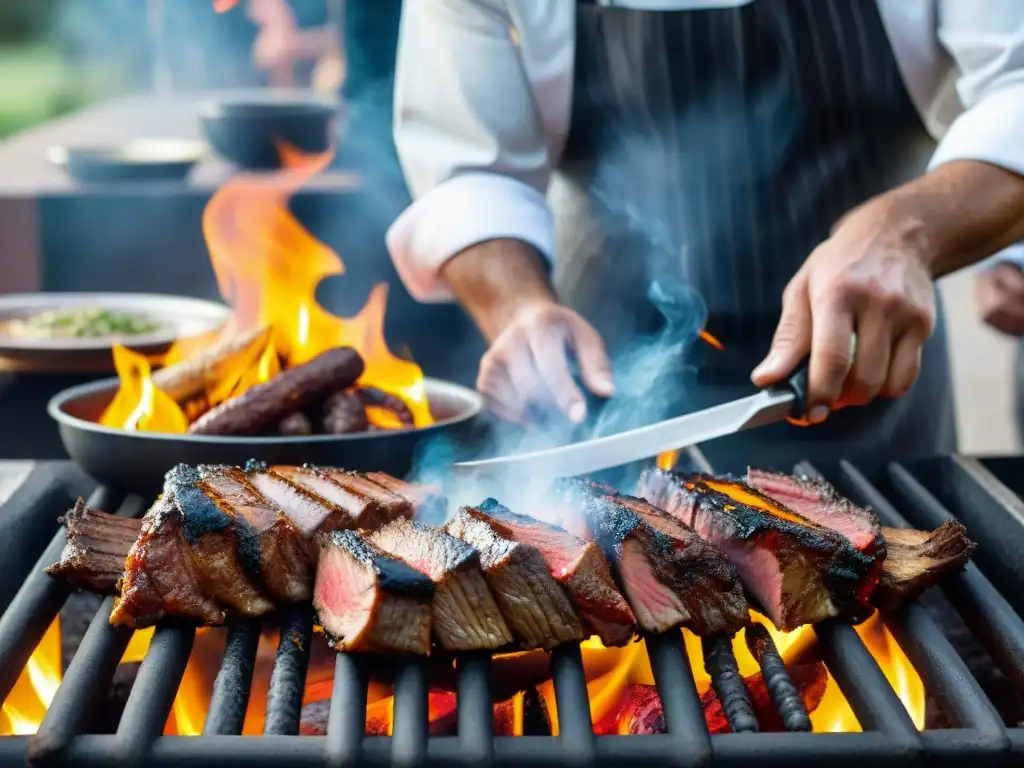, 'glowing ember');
101,145,433,433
